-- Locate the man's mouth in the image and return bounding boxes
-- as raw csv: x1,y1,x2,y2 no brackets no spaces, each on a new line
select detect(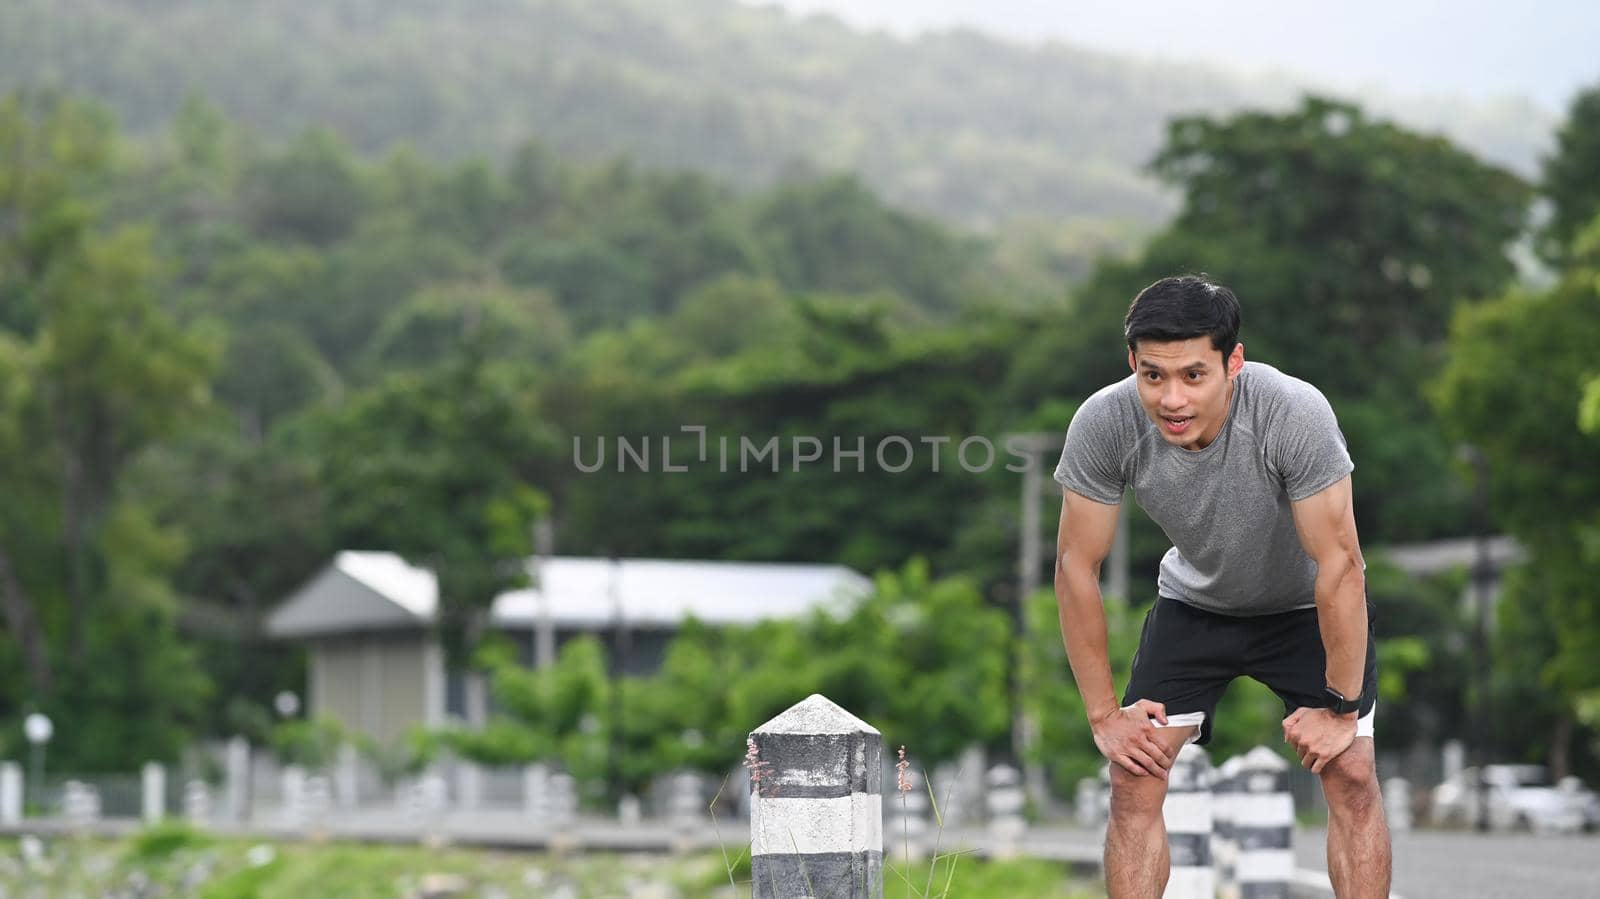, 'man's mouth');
1161,415,1194,434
